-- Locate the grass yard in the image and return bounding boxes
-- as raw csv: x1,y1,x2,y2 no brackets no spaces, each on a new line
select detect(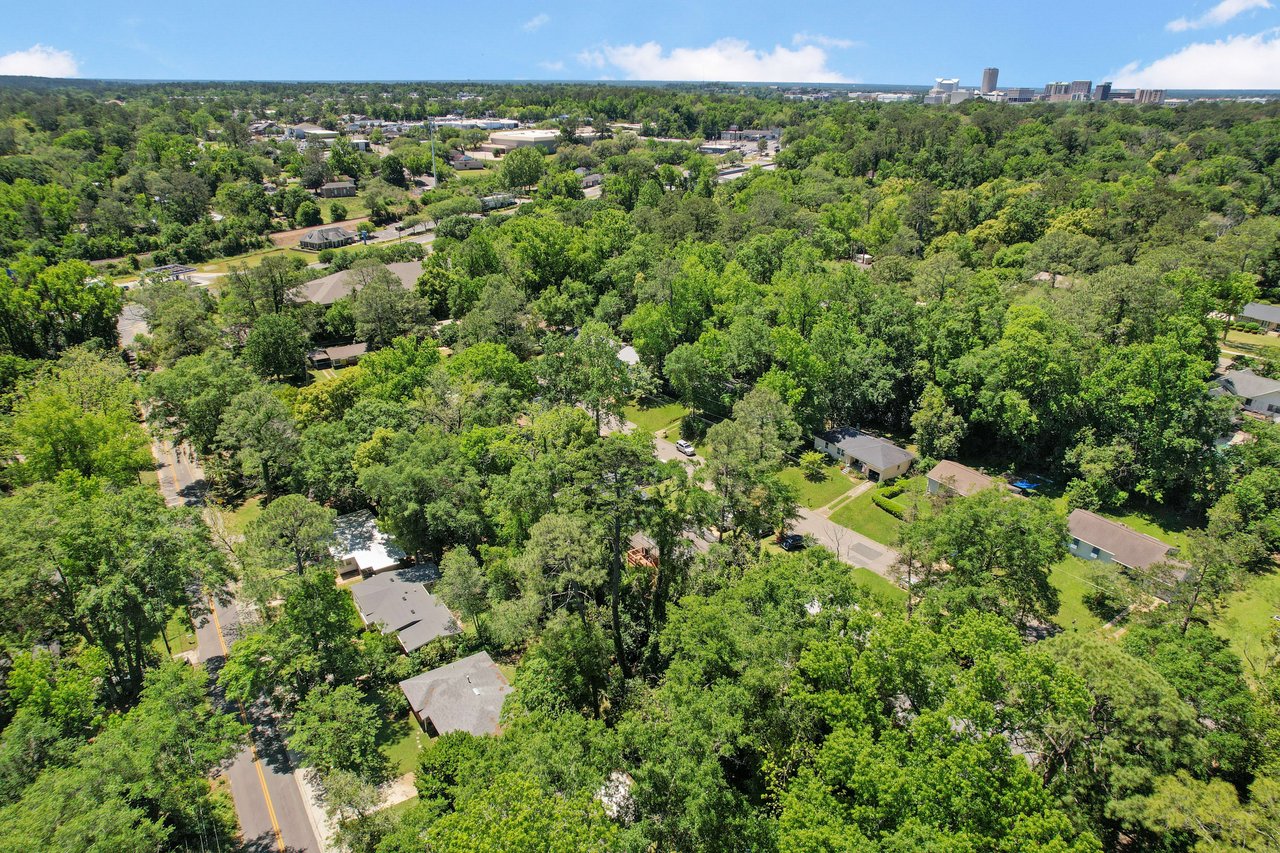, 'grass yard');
151,605,198,657
217,495,263,538
851,567,908,602
1050,558,1108,634
622,400,689,435
380,794,420,818
1224,328,1280,359
778,464,854,510
1103,507,1193,552
193,246,313,275
381,713,428,776
829,476,928,546
1213,569,1280,677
